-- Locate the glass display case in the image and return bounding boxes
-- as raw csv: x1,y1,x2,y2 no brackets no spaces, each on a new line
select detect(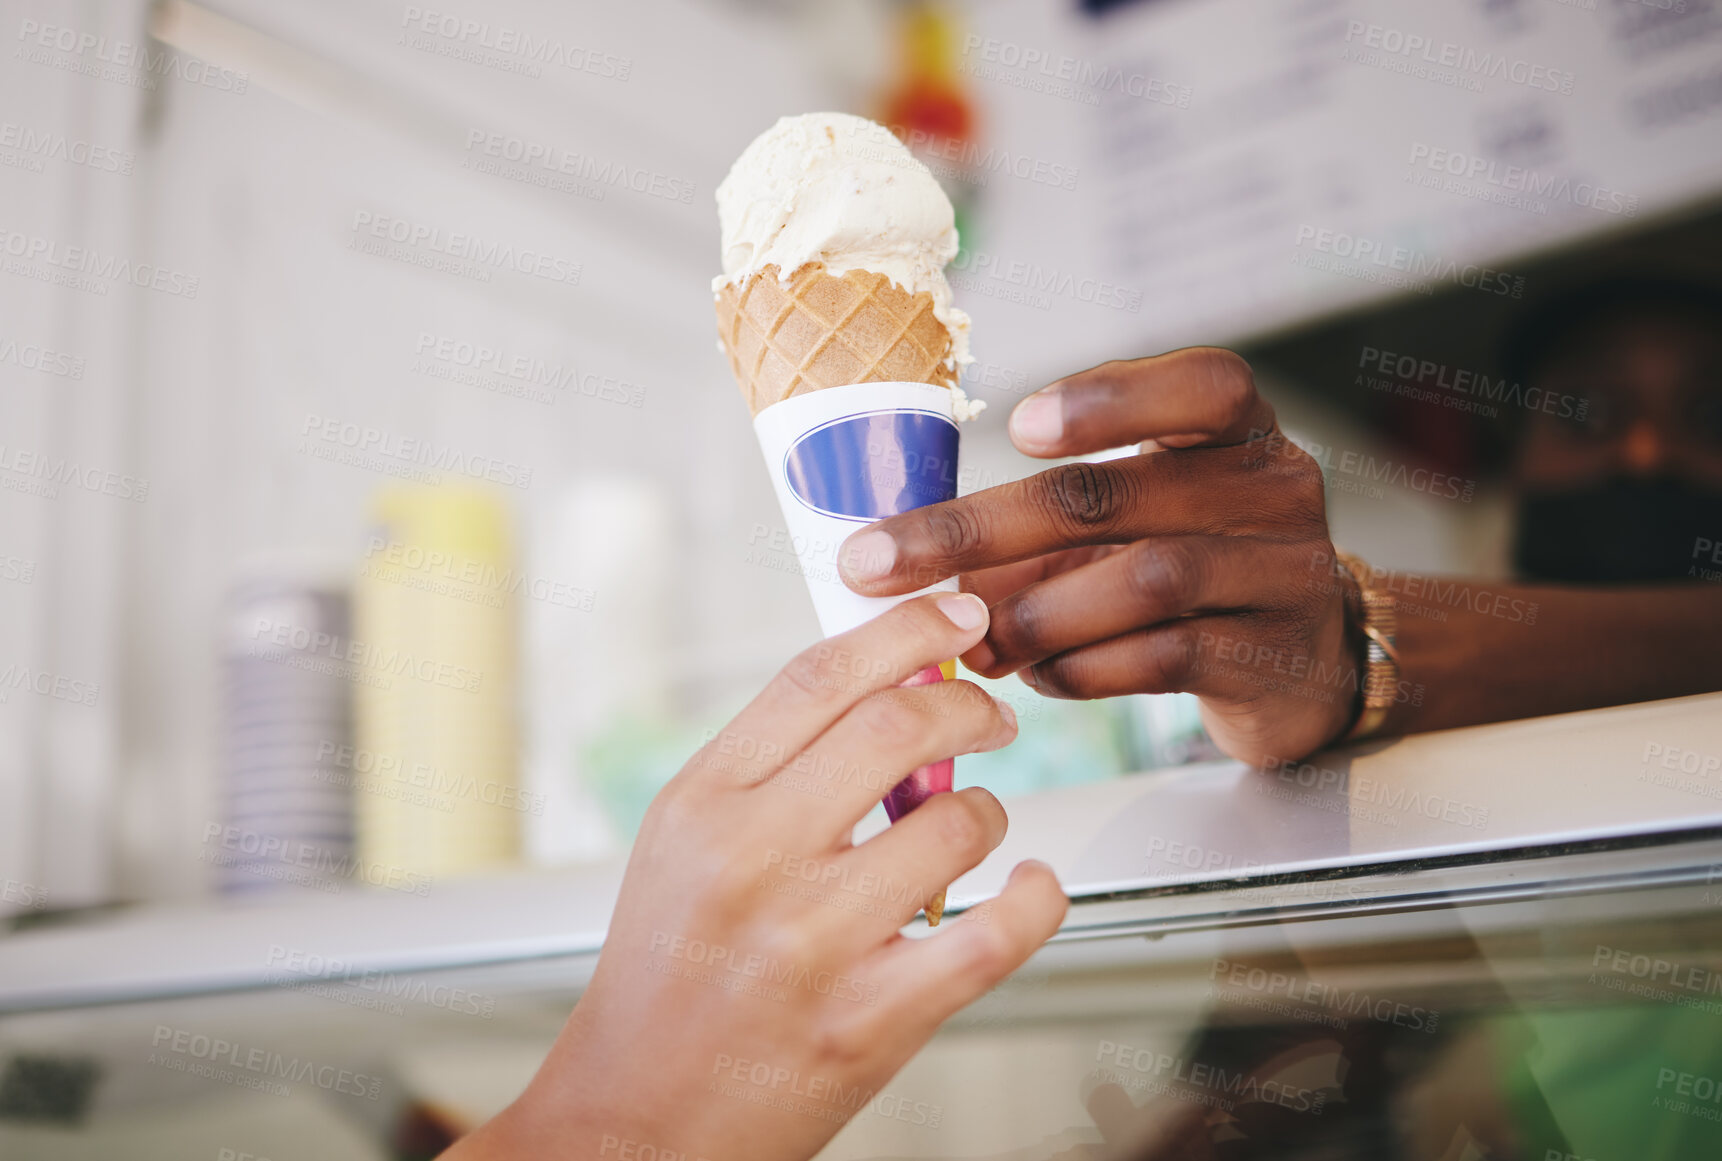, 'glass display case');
5,692,1720,1160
